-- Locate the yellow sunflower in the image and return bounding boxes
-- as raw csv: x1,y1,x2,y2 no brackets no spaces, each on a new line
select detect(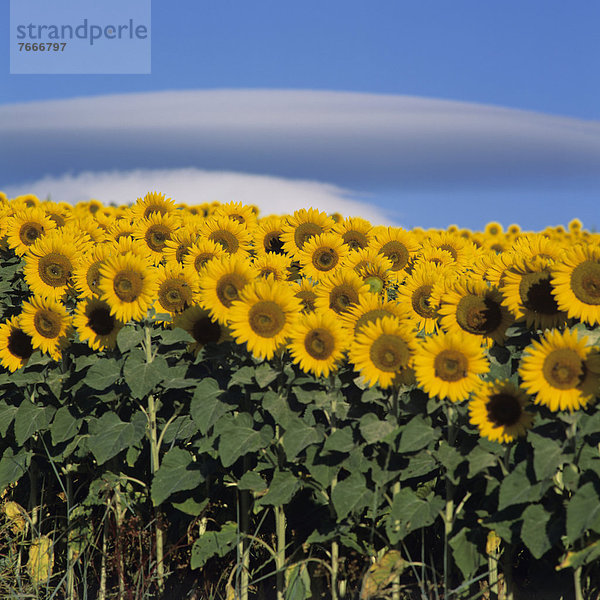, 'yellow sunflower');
98,252,158,322
198,215,252,256
551,243,600,326
251,252,293,281
484,222,504,238
6,207,56,256
438,277,514,346
340,292,405,335
342,247,396,293
280,208,335,258
128,191,177,220
173,305,231,355
331,217,373,251
412,331,489,403
228,278,302,360
133,212,181,265
468,380,534,444
63,215,107,246
42,201,72,229
73,297,124,351
182,238,226,278
213,201,258,229
290,278,319,313
162,226,198,267
288,309,351,377
252,215,286,255
23,231,85,301
369,227,420,278
297,232,348,281
106,218,136,242
314,269,370,316
519,328,600,412
420,231,478,270
197,254,255,324
154,264,197,317
0,316,35,371
19,296,72,360
349,316,417,389
508,233,564,264
72,244,113,299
